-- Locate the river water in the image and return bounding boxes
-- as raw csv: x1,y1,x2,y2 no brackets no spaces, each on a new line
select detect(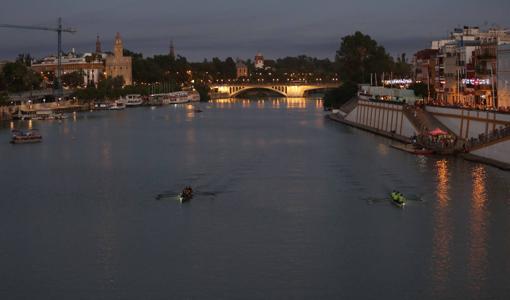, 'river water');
1,98,510,299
